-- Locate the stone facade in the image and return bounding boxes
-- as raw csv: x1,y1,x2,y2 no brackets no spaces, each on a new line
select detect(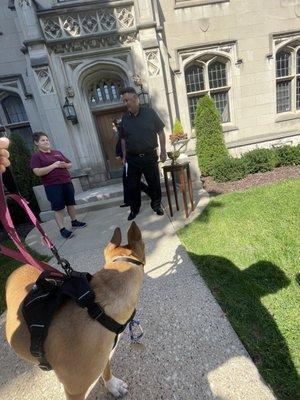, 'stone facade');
0,0,299,186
